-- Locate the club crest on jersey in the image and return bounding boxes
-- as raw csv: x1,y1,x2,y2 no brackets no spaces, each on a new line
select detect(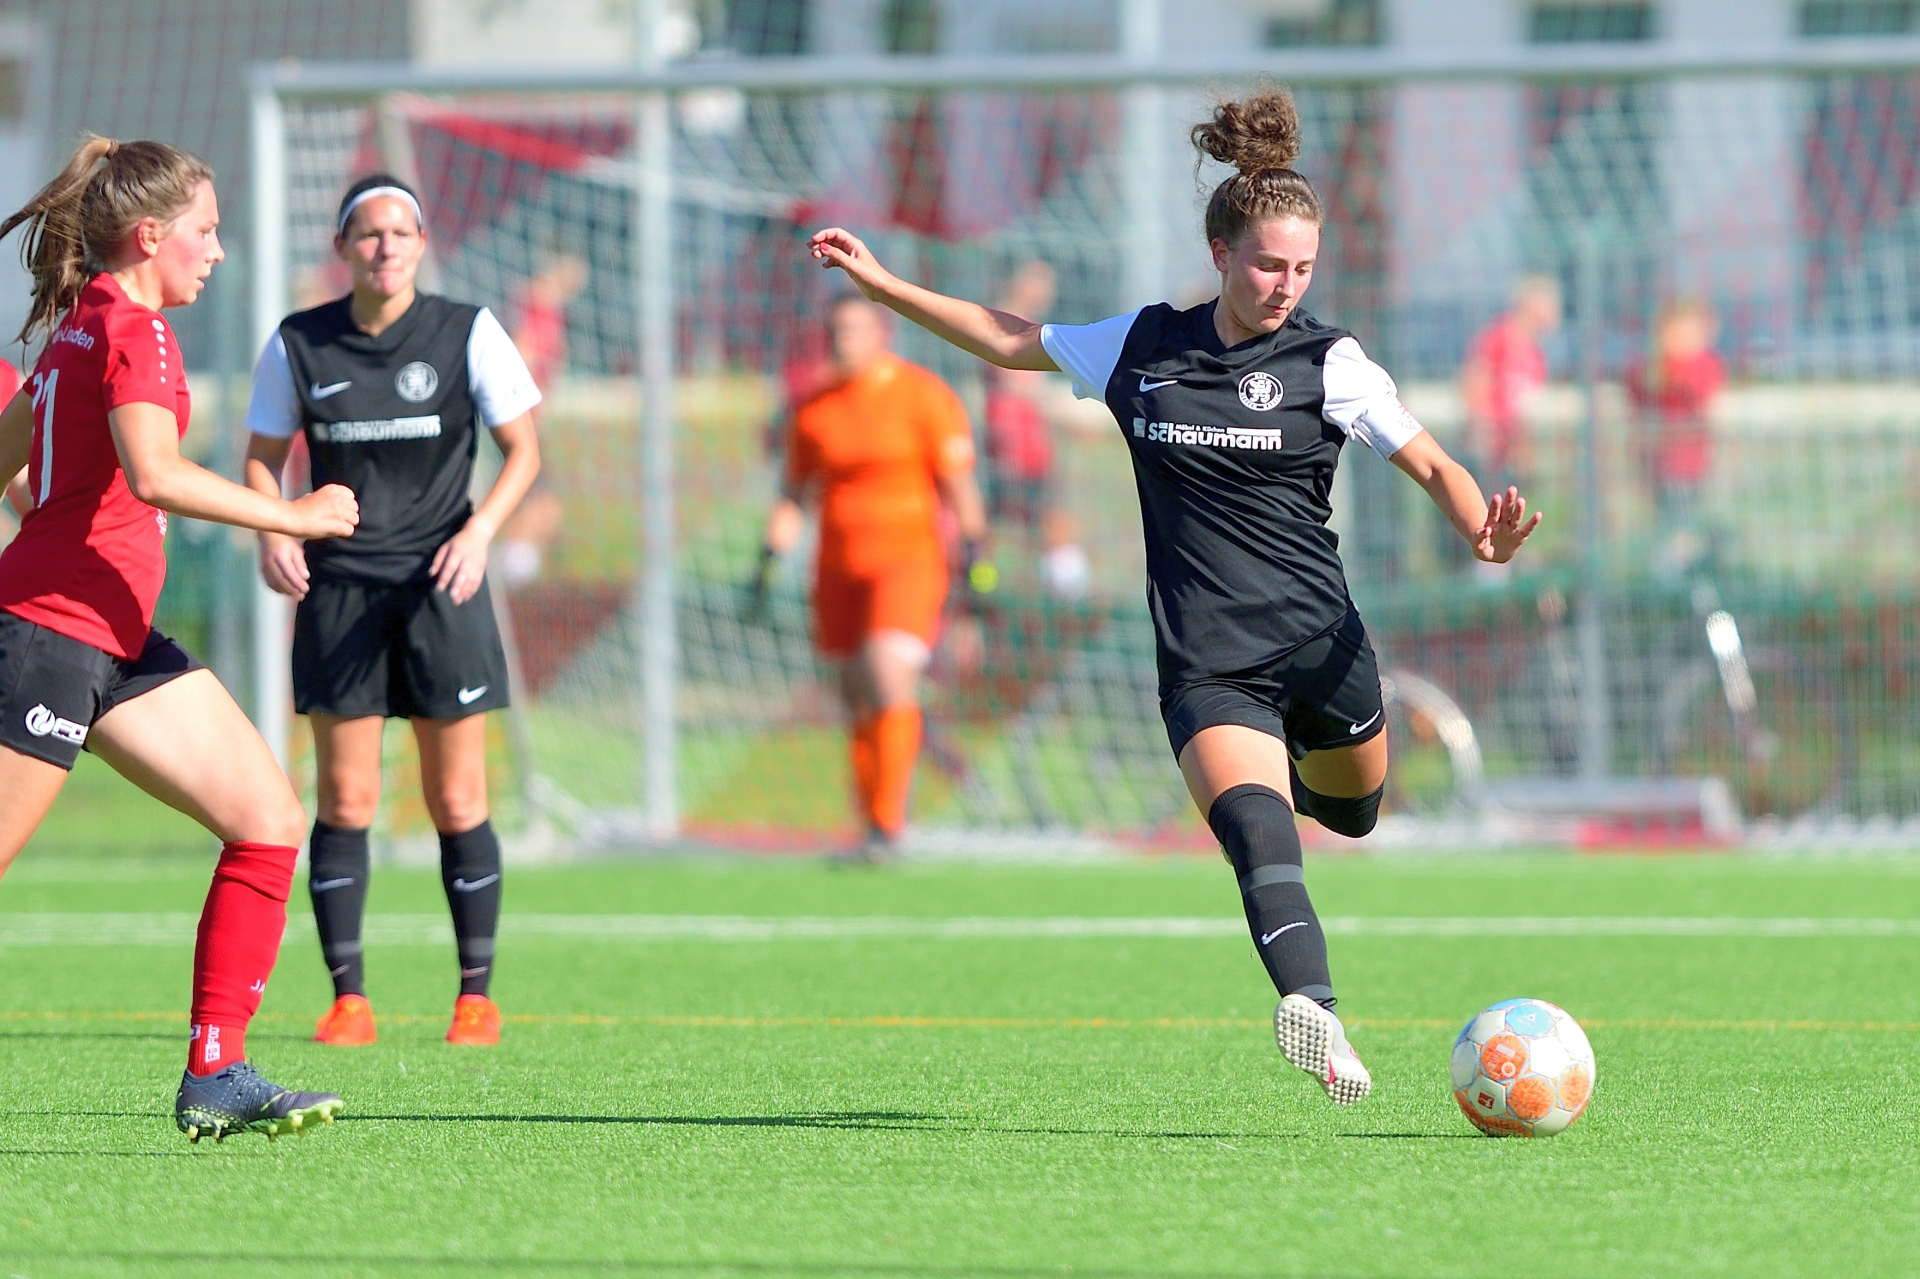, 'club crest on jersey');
395,361,439,403
1238,370,1283,411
